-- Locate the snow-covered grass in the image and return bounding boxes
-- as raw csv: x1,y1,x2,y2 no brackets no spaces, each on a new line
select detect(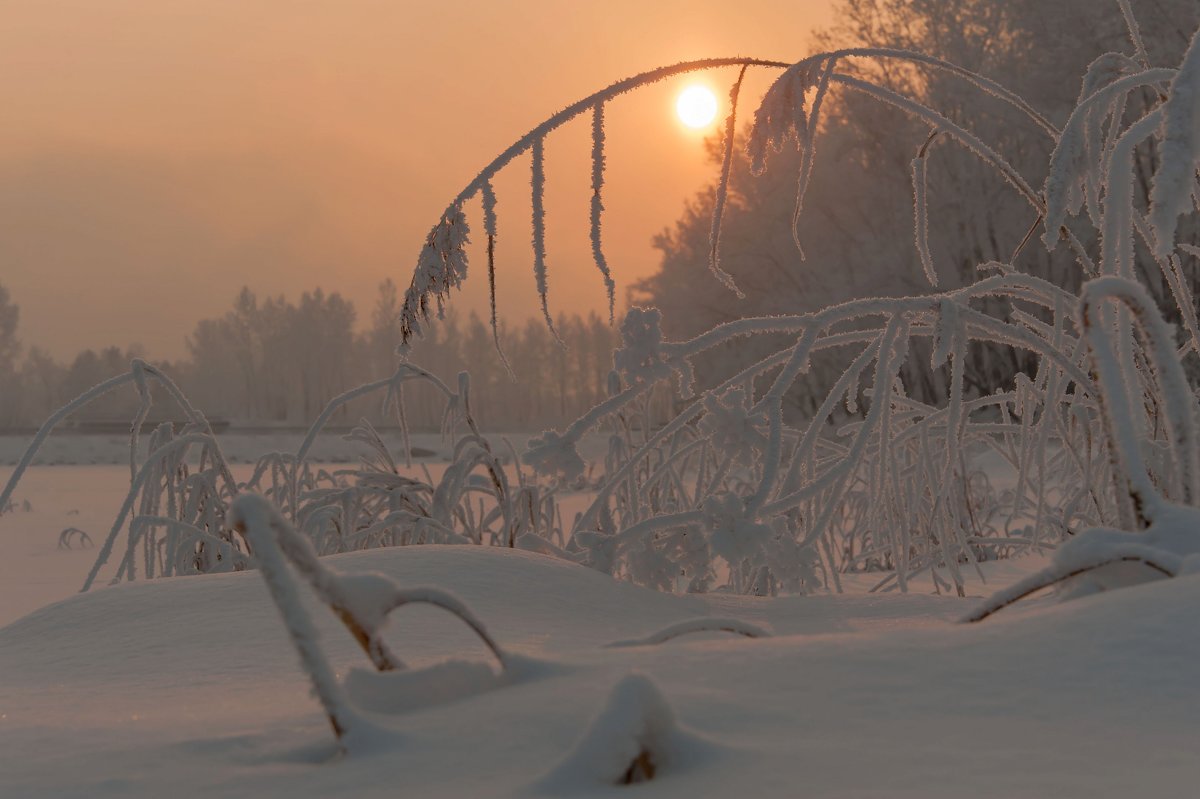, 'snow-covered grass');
378,10,1200,598
0,457,600,628
1,544,1196,798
